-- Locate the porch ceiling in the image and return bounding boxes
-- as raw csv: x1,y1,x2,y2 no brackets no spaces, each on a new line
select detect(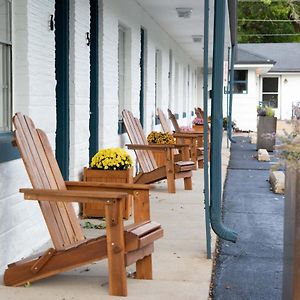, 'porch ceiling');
135,0,216,66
